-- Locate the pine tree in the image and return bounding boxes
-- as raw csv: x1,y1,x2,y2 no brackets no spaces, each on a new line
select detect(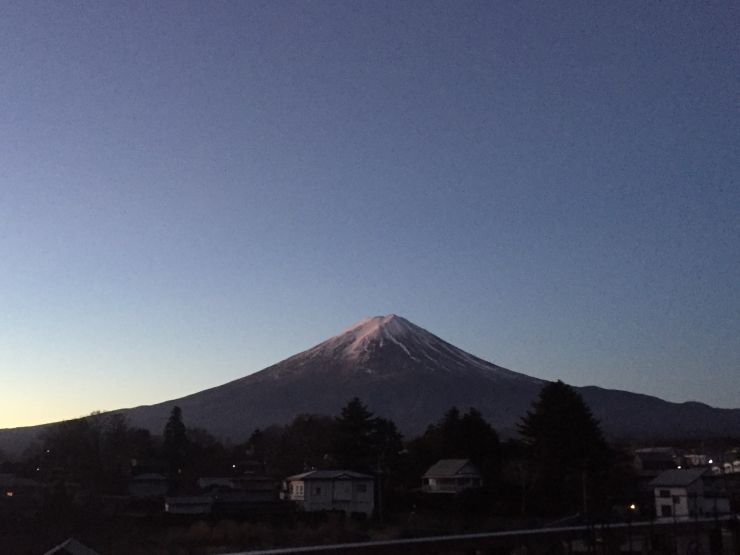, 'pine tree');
334,397,376,471
333,397,403,474
518,380,611,515
163,406,188,477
